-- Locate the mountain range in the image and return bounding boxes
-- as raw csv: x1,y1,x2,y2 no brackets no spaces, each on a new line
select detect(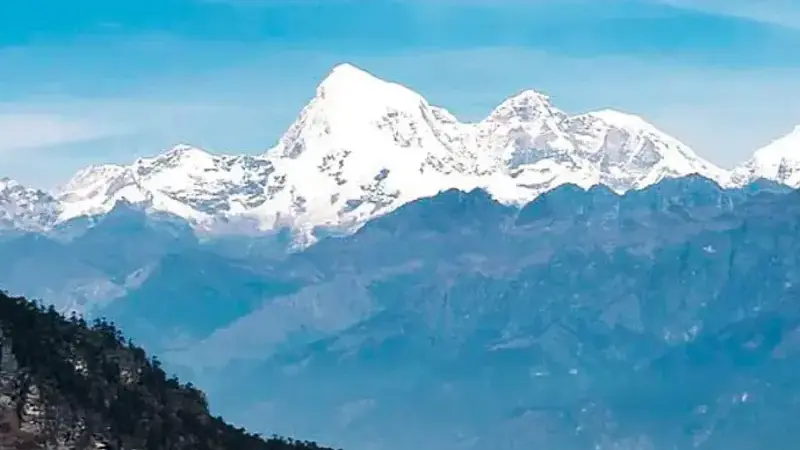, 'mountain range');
2,63,800,450
2,63,799,246
3,173,799,449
